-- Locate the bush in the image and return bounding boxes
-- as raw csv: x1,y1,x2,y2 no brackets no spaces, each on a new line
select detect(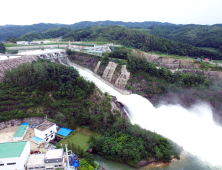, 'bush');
82,152,94,166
